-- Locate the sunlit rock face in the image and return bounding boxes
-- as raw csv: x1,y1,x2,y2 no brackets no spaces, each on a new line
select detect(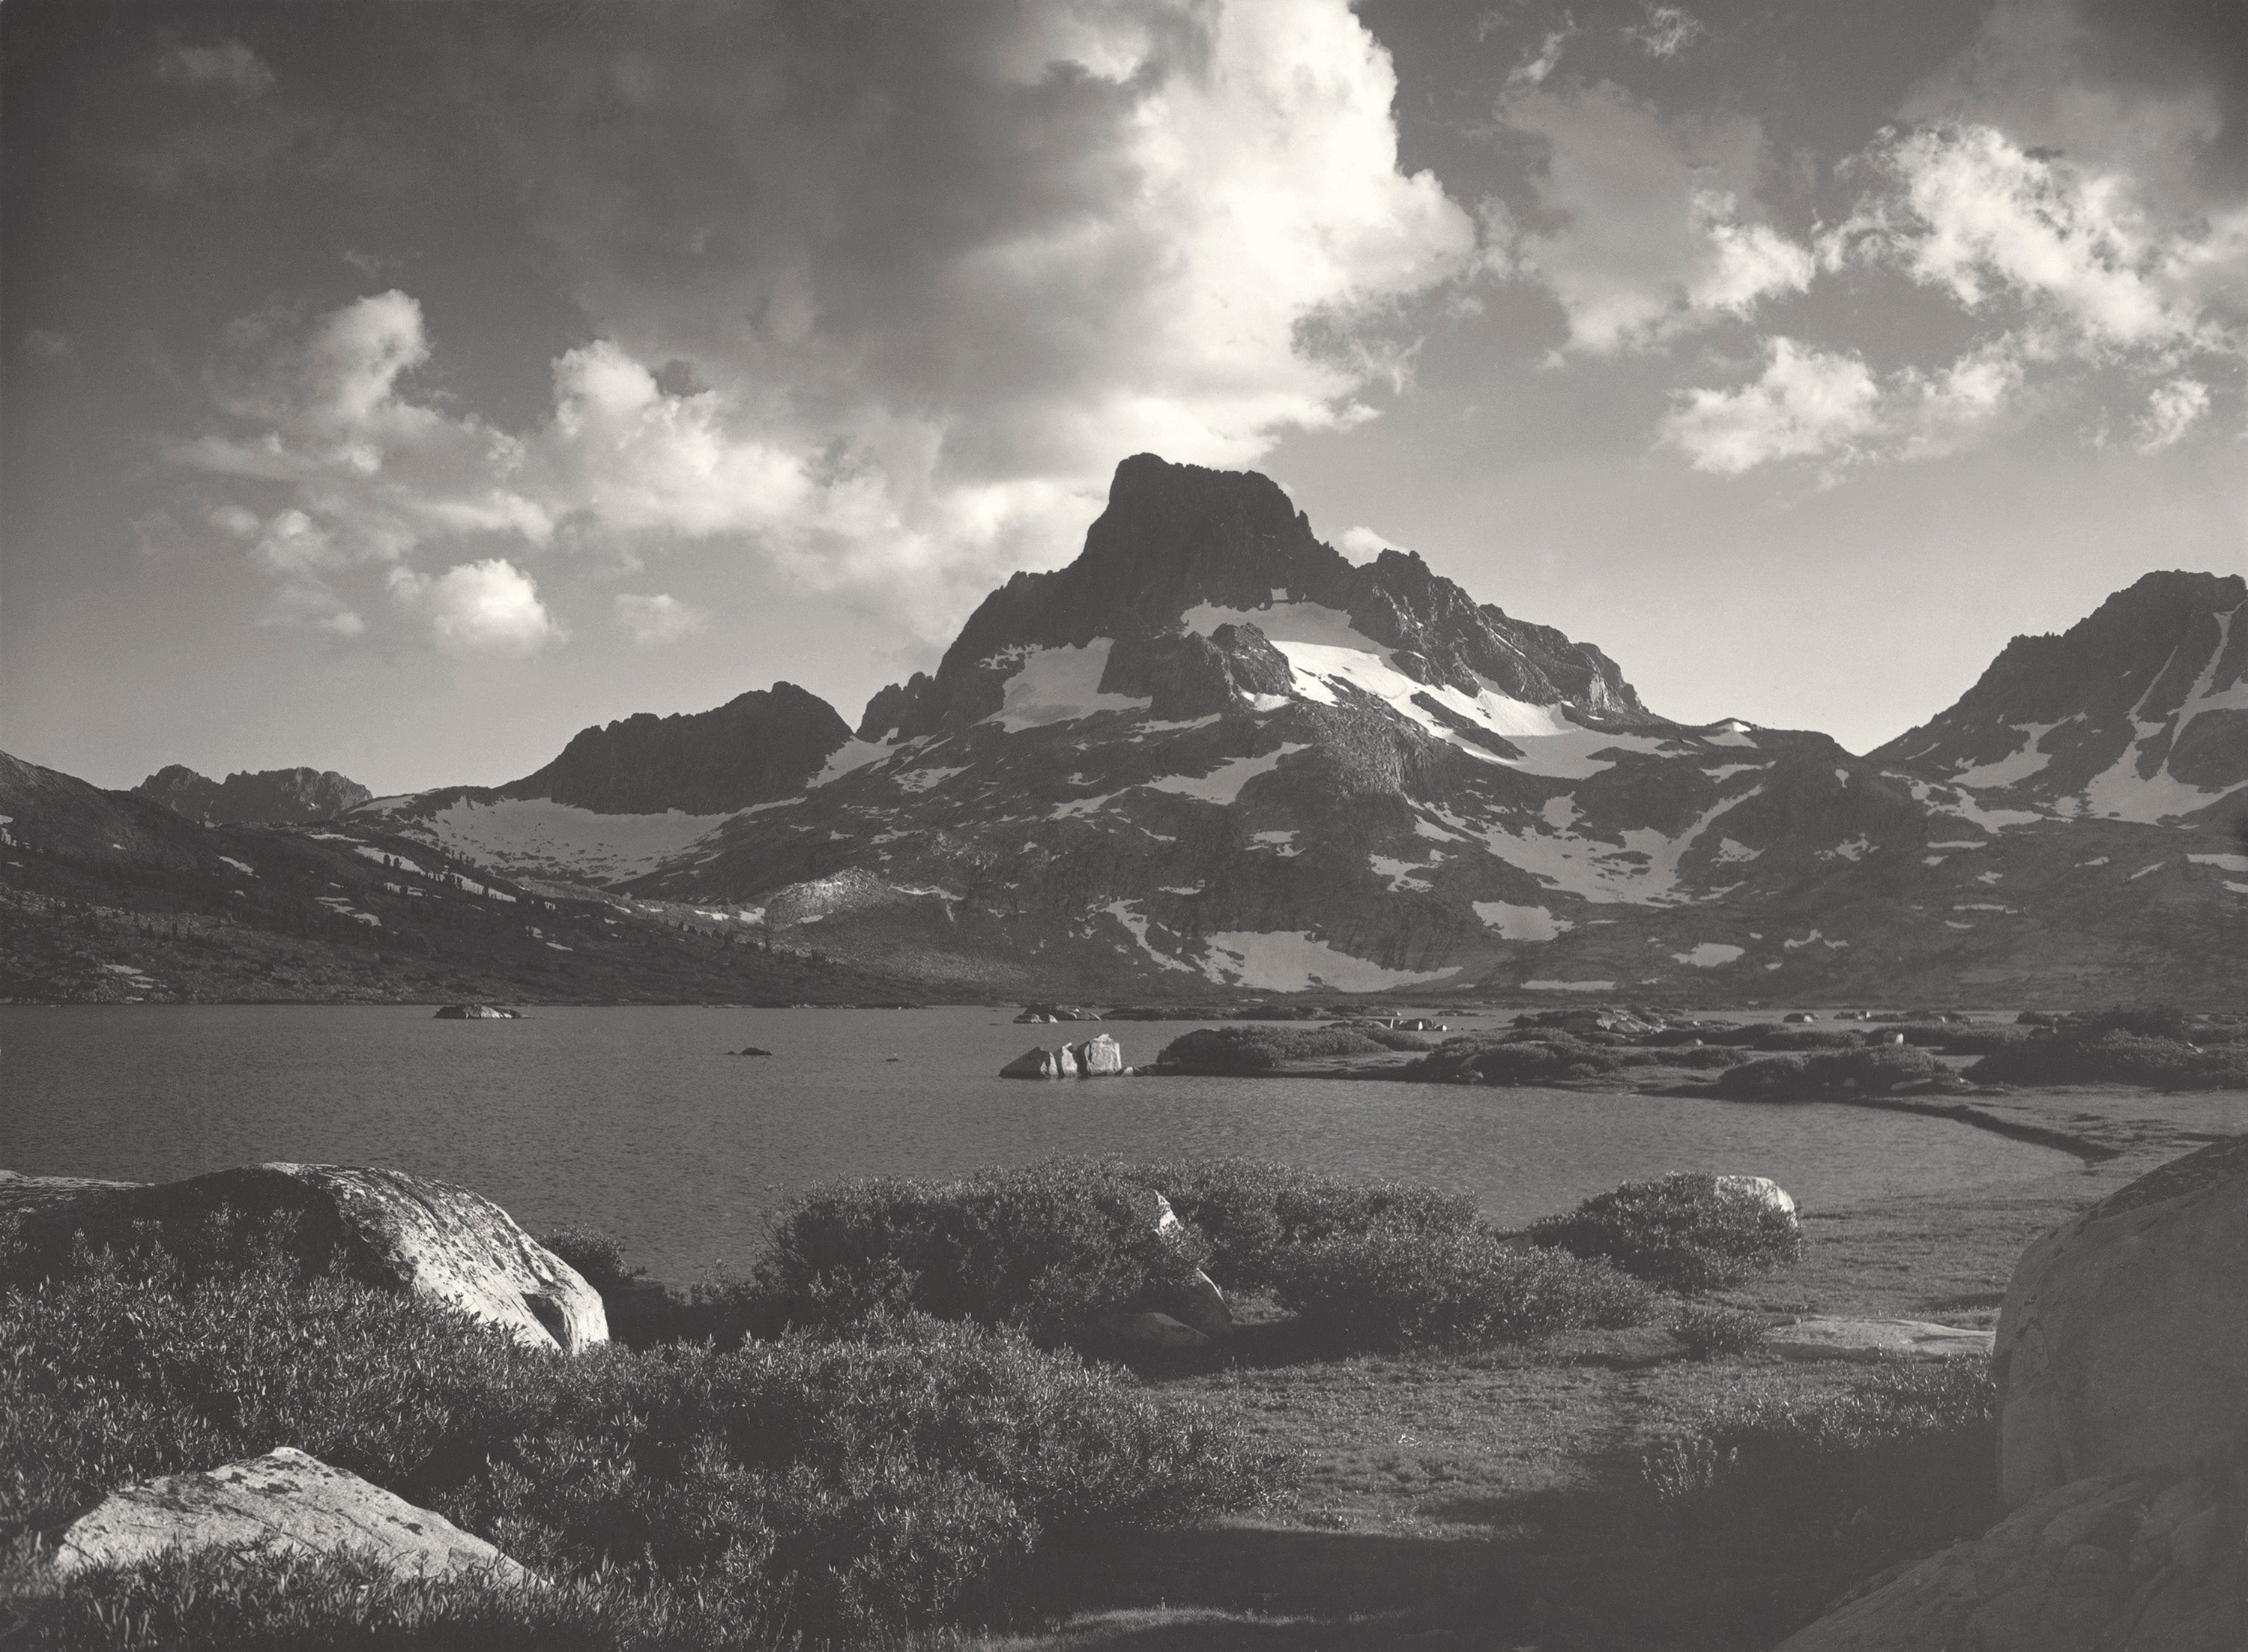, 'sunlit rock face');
348,457,2248,1003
